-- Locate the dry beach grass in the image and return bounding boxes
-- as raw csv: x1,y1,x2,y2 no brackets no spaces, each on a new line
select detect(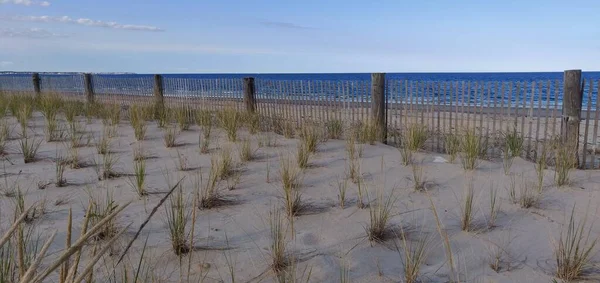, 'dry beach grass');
0,93,598,282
